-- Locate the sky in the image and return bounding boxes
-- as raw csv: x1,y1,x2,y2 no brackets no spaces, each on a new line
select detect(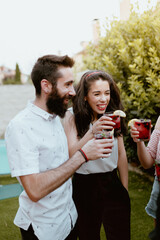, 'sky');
0,0,158,75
